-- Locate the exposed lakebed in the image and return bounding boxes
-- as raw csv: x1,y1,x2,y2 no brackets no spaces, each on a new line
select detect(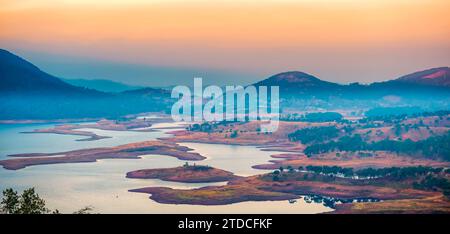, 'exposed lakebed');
0,121,333,213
